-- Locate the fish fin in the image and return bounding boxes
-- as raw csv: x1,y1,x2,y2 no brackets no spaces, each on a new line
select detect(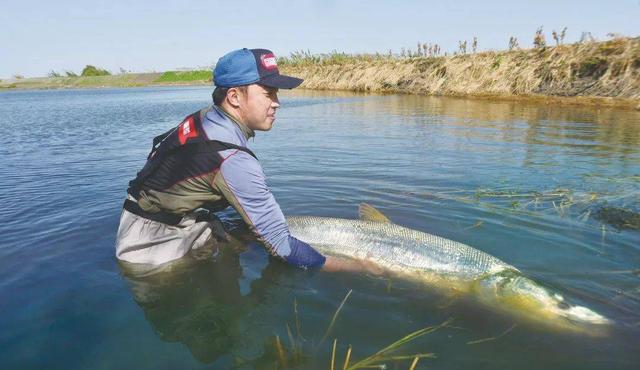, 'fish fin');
358,203,392,223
